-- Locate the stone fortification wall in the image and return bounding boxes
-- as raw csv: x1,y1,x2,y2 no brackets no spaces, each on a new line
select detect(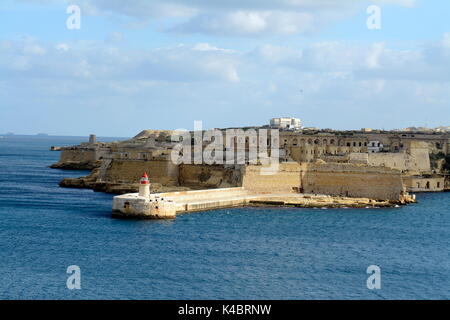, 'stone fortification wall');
102,159,179,186
242,162,305,193
60,148,97,163
178,164,243,189
100,159,242,189
406,141,432,173
58,146,110,164
402,176,445,192
302,163,405,201
366,153,411,172
366,141,430,174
